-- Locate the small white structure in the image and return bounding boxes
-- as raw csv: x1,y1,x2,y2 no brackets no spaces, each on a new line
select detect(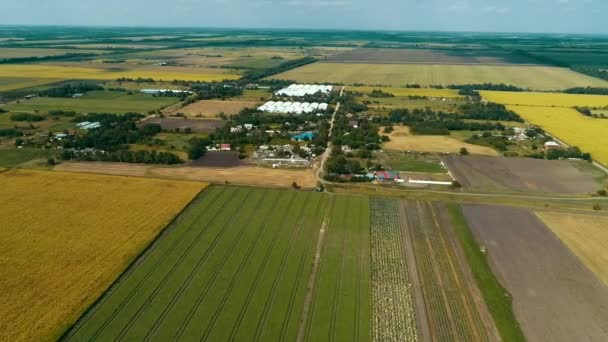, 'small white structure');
275,84,333,97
